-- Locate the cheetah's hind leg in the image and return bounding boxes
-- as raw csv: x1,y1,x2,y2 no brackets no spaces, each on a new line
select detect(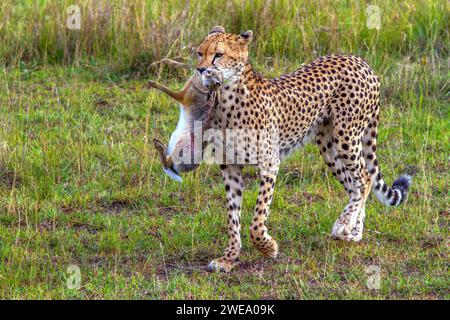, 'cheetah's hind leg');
330,140,370,242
